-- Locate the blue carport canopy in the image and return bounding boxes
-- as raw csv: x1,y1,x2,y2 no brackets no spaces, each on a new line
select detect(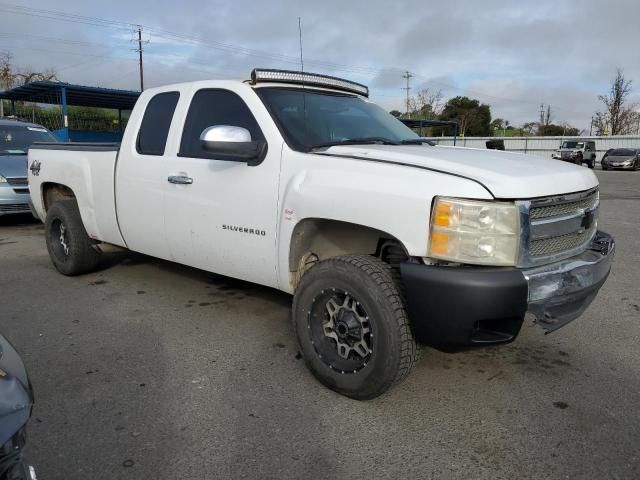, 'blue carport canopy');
0,81,140,141
0,80,139,110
